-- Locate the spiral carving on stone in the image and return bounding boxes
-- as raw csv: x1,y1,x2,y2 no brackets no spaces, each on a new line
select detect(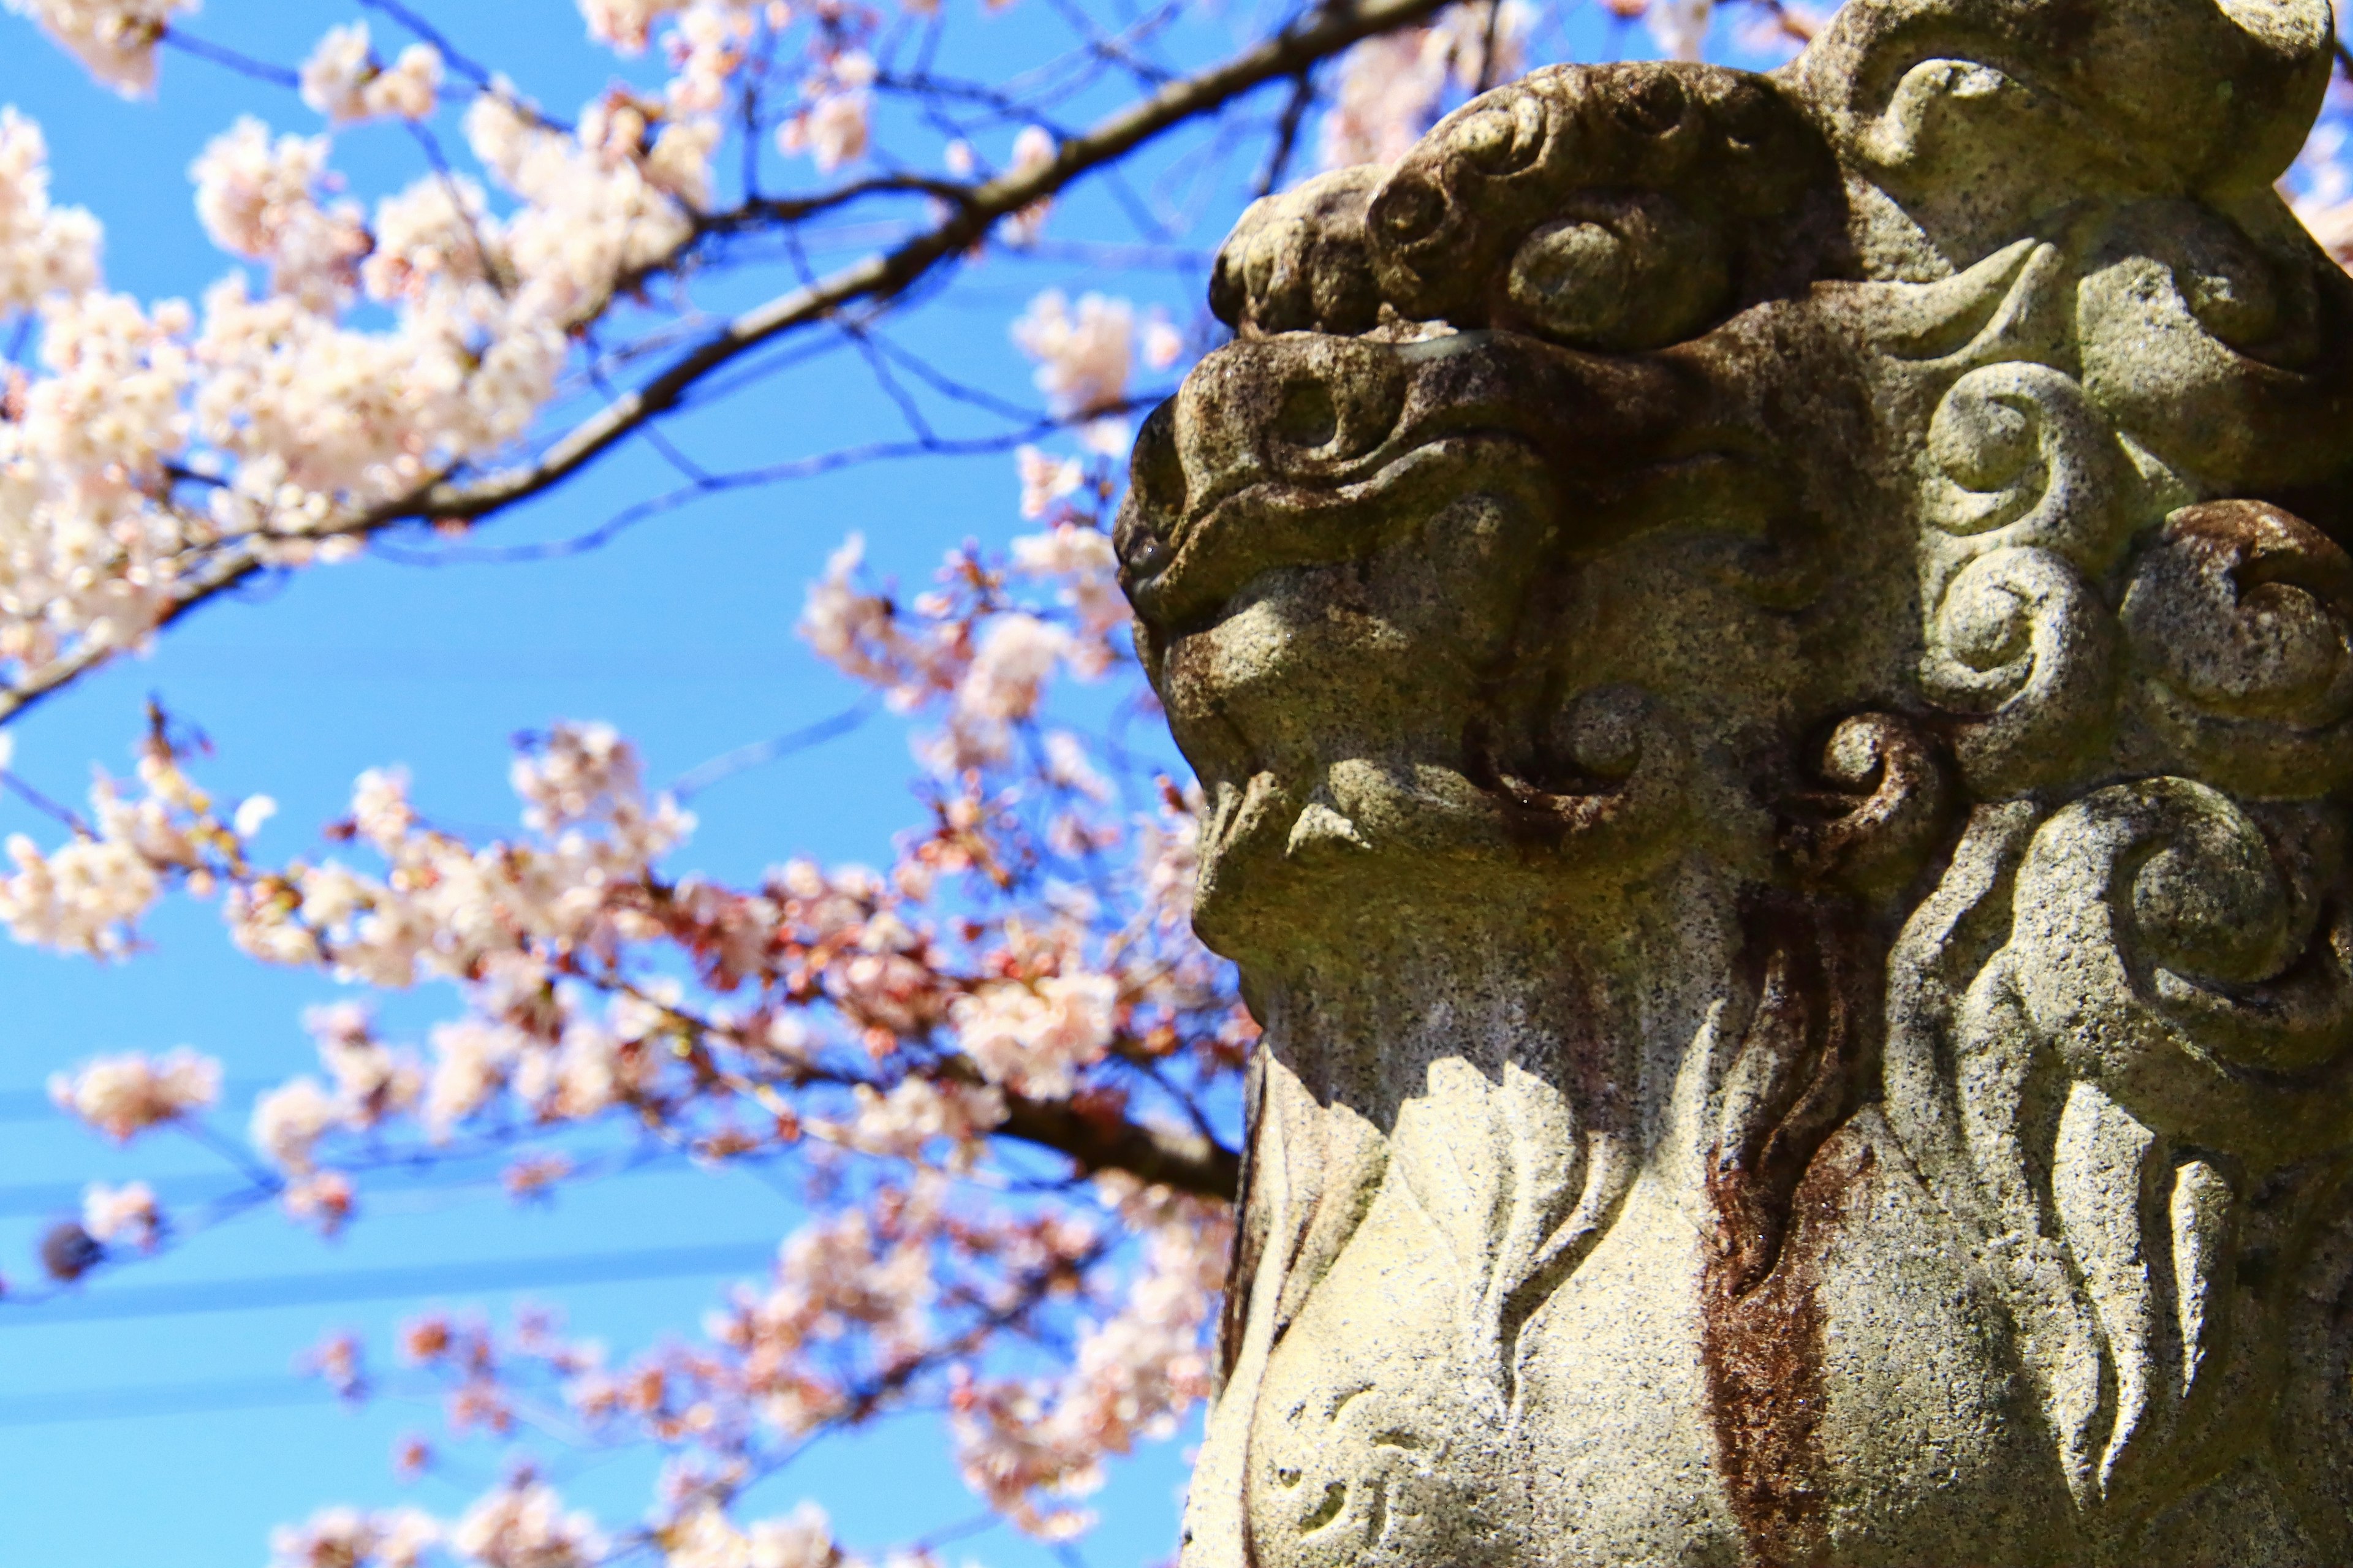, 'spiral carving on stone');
2006,781,2353,1157
2122,500,2353,796
1922,363,2134,566
1920,545,2116,794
